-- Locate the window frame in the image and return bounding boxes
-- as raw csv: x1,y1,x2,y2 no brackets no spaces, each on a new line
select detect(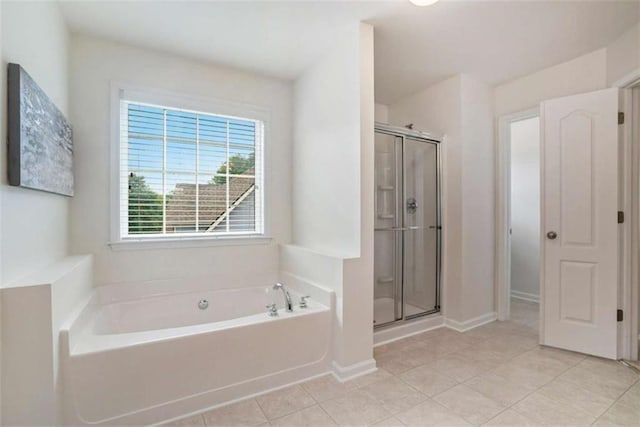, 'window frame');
109,82,270,250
